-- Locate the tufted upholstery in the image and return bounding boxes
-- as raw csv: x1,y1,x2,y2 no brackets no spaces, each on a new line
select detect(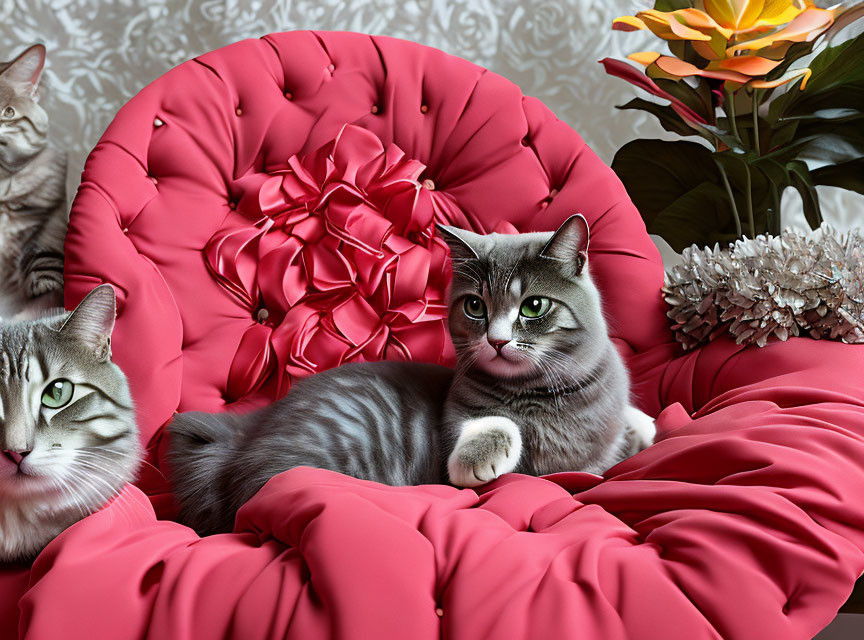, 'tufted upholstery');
62,30,671,476
3,31,864,640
